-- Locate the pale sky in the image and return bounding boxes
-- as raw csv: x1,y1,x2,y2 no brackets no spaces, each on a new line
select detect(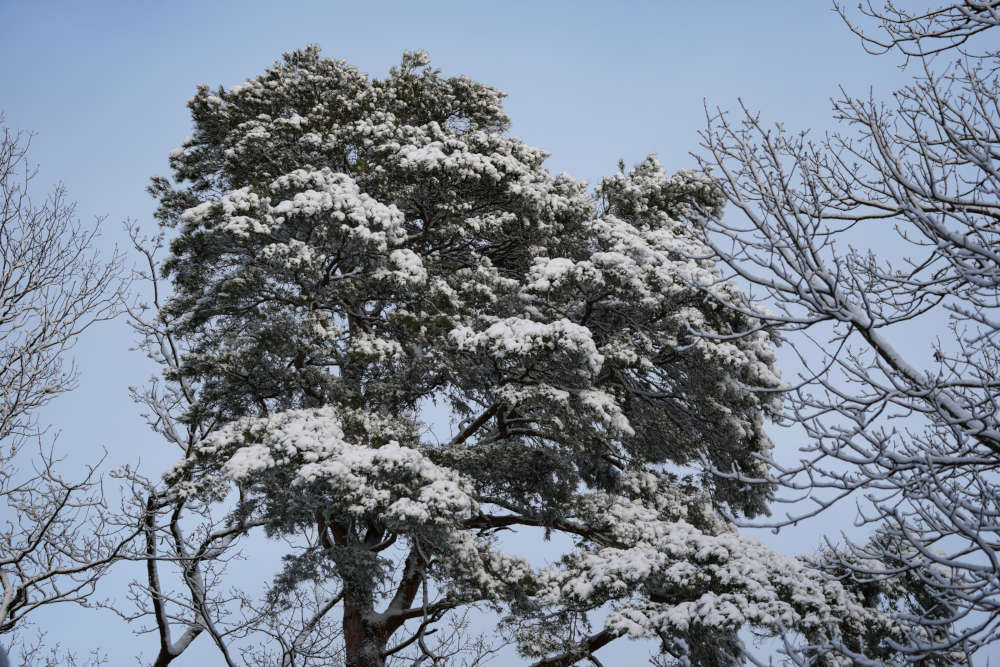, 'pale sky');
0,1,947,664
